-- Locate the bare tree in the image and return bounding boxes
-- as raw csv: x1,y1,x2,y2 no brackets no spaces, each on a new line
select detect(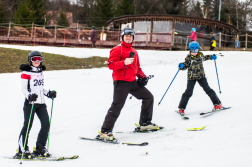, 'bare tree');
1,0,19,20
